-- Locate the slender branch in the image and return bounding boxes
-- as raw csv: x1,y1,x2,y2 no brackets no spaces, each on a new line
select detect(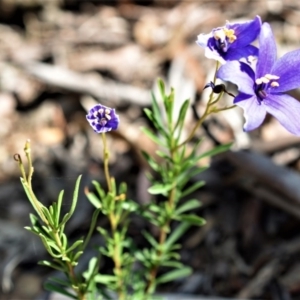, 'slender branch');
101,133,112,192
53,231,86,300
24,139,34,189
175,61,220,149
145,134,178,296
